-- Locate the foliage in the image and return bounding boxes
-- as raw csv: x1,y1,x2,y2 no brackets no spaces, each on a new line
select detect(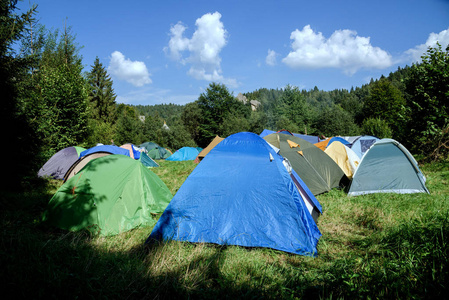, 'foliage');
275,85,314,134
314,104,360,137
406,43,449,160
84,57,117,146
0,0,39,190
181,102,202,143
363,77,406,138
114,104,142,145
86,56,116,123
135,103,184,122
195,82,250,146
361,117,393,138
29,26,88,158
